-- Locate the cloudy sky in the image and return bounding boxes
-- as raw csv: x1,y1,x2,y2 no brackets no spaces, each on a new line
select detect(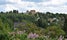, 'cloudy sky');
0,0,67,13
